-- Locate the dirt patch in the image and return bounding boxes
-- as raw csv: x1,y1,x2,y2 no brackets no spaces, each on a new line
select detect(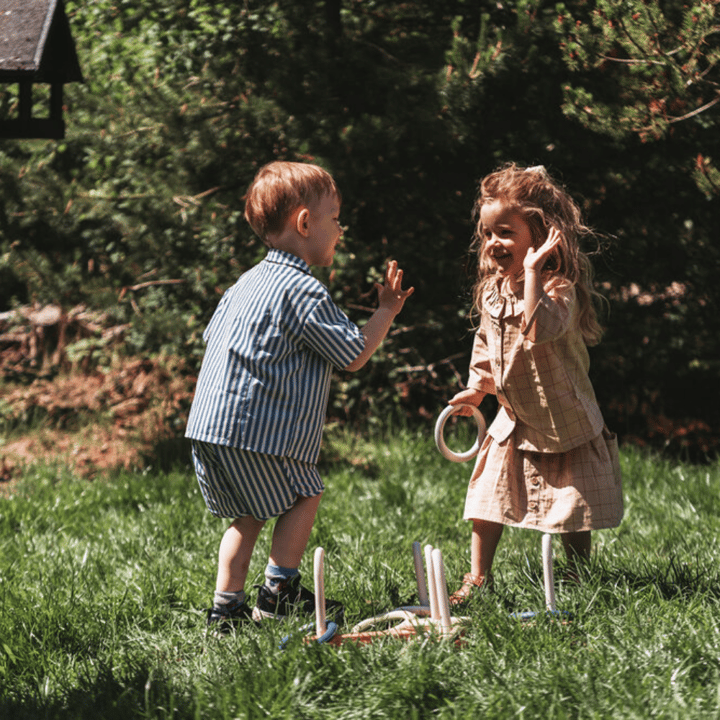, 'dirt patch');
1,305,196,481
1,358,195,480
